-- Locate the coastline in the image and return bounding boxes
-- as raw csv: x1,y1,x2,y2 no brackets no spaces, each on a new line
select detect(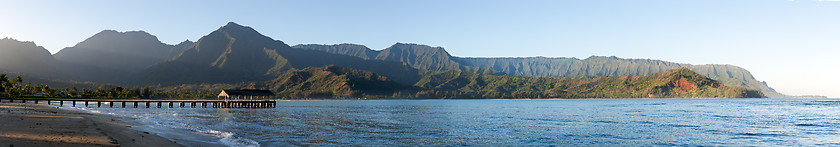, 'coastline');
273,97,767,101
0,101,182,147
